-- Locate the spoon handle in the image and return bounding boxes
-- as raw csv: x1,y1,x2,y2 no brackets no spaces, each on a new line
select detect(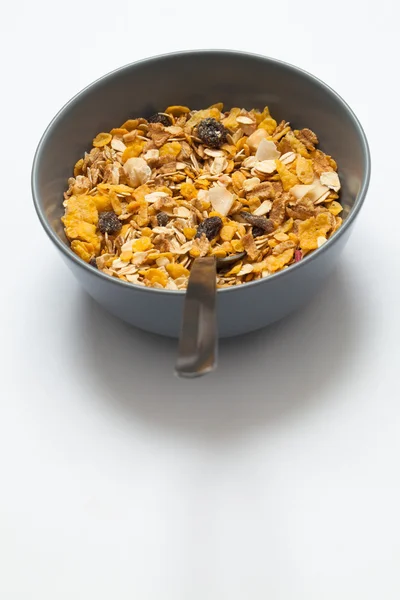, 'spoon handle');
175,257,217,378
